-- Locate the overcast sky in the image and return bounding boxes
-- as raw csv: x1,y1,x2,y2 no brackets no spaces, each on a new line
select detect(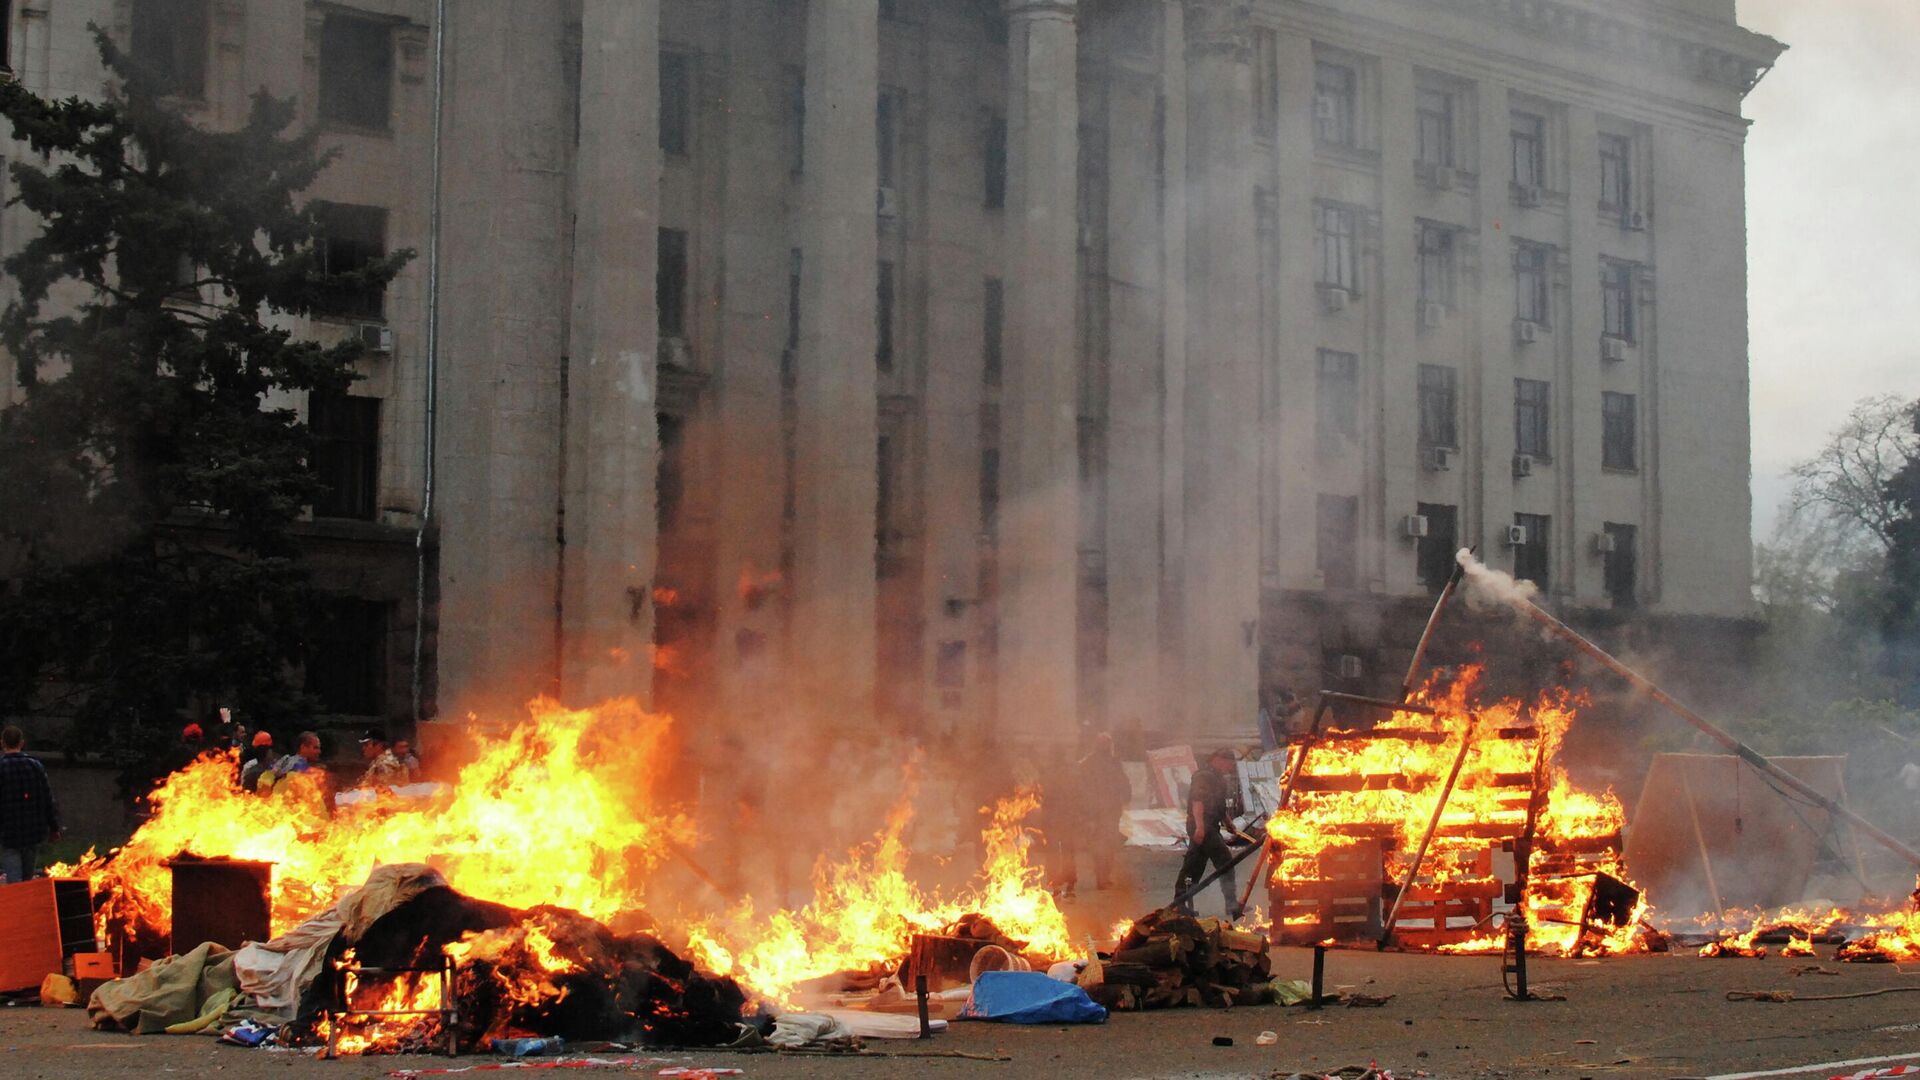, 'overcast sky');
1739,0,1920,539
